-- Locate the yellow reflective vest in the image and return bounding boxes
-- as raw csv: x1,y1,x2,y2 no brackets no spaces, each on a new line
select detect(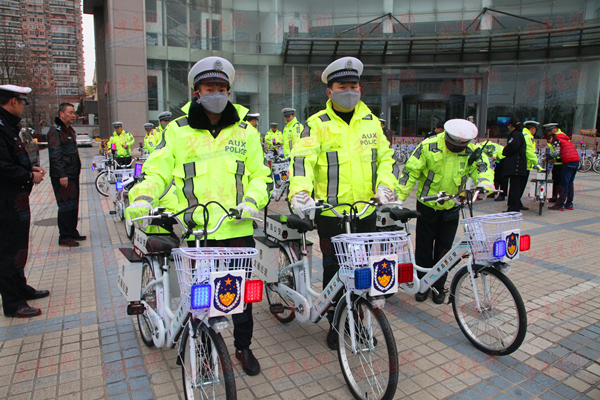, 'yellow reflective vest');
397,134,494,210
547,129,564,165
523,128,538,170
143,132,157,154
289,100,397,218
264,129,283,150
108,131,135,157
478,141,504,161
283,117,304,157
129,104,272,240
